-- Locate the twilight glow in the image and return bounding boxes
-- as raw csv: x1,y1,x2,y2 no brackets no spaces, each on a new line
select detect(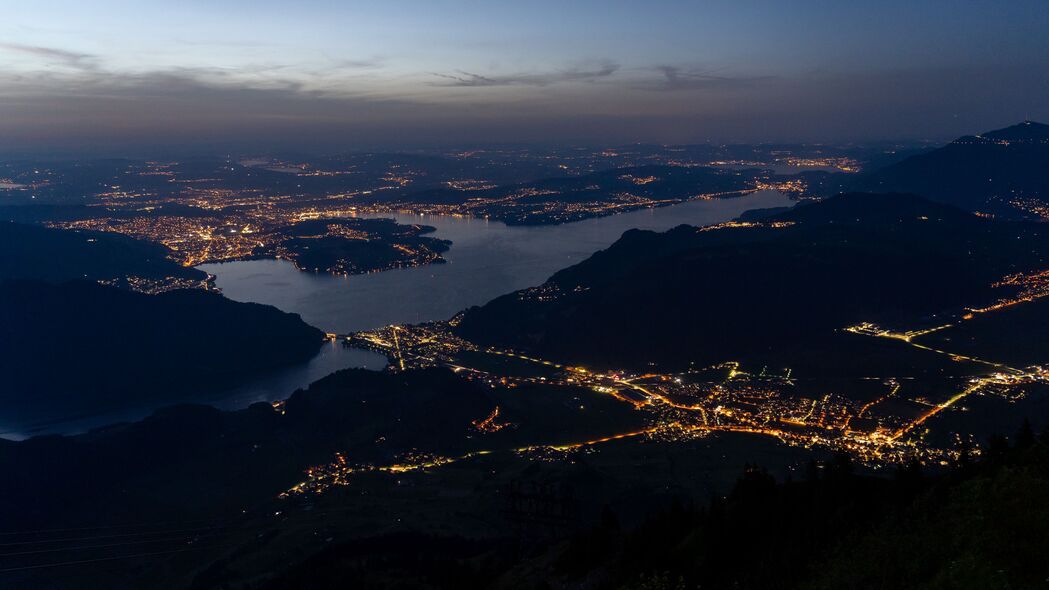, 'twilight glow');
2,0,1048,151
